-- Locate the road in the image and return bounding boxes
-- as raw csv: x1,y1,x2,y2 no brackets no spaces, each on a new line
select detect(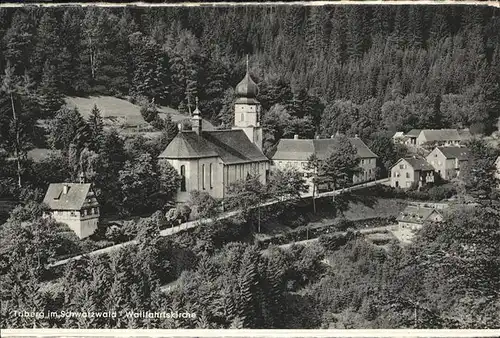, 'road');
47,178,389,268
